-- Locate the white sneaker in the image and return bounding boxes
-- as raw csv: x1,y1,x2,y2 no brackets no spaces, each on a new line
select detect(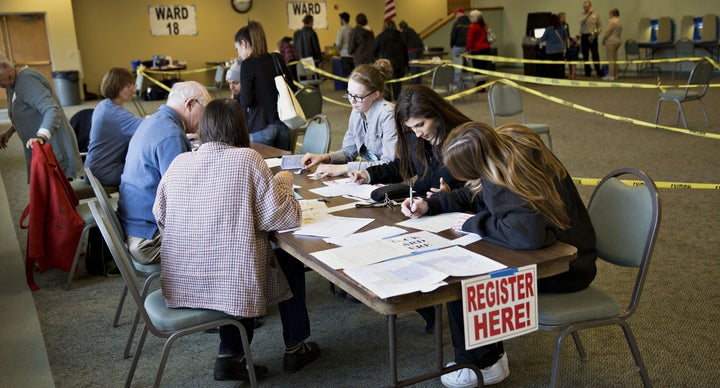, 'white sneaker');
441,353,510,387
